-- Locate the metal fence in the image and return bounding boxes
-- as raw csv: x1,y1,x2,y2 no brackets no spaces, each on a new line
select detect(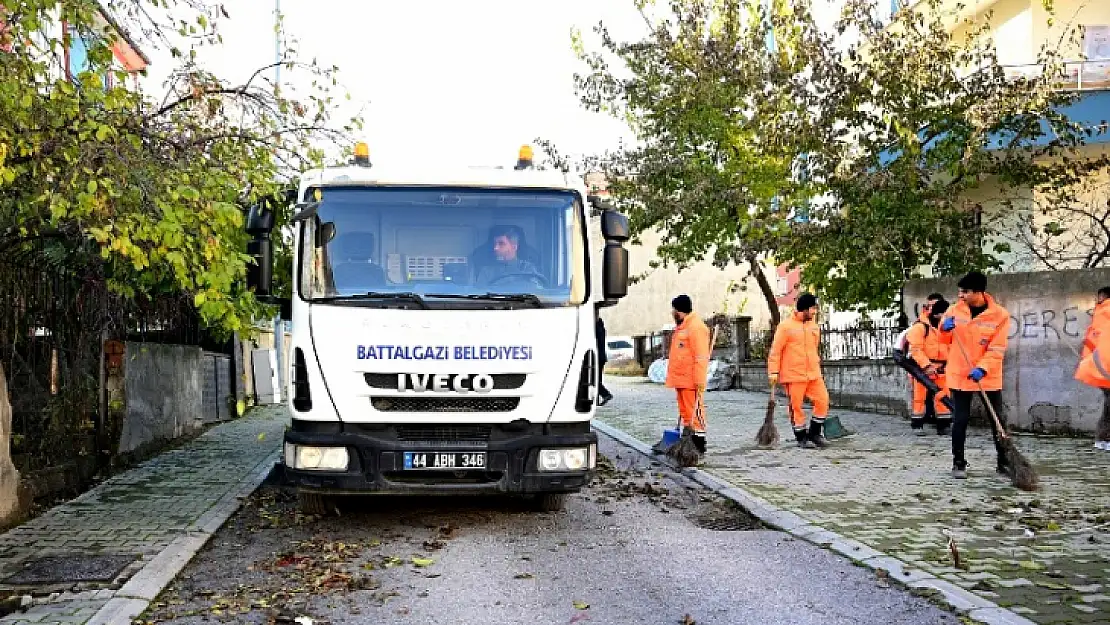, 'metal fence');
0,241,231,474
750,320,901,362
